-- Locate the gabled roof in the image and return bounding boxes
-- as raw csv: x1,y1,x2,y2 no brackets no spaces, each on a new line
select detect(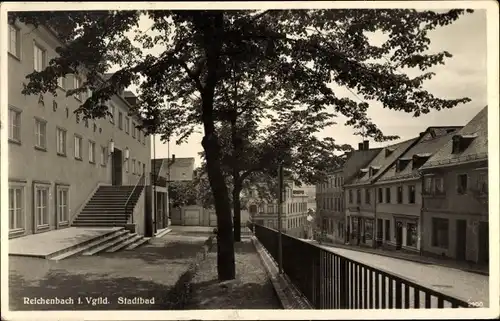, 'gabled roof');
345,138,417,187
340,148,383,184
421,106,488,170
377,126,463,183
